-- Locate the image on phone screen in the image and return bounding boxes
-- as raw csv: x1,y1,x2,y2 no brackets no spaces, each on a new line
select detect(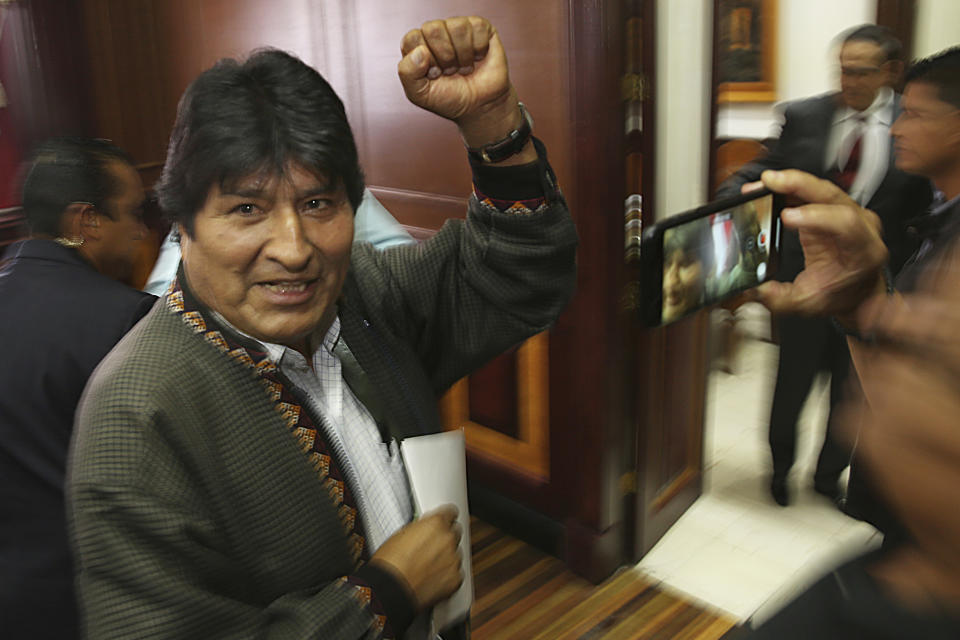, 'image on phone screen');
661,193,774,324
